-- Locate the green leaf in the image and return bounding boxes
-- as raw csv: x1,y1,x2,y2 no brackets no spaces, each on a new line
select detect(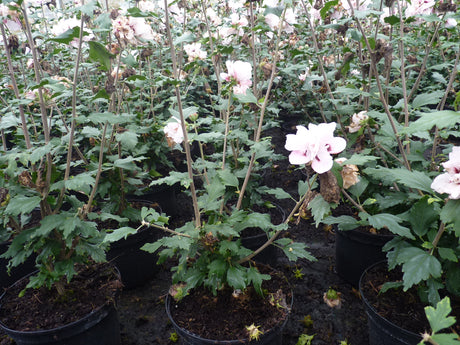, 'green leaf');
62,216,80,238
48,26,81,44
162,235,192,250
440,199,460,236
173,31,195,45
104,227,138,242
367,213,414,239
307,194,331,227
401,249,442,290
141,240,163,254
150,171,191,188
116,131,138,150
5,195,41,216
233,90,258,104
408,196,439,237
85,112,128,125
30,143,54,164
363,167,433,193
412,91,444,109
399,111,460,135
342,154,379,166
425,297,456,333
247,266,270,295
322,215,360,231
320,0,339,19
438,248,458,262
208,259,228,278
113,156,144,170
227,266,247,290
217,169,239,187
34,214,65,237
265,187,292,200
277,240,316,262
65,172,95,194
88,41,114,71
430,334,460,345
384,15,399,25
